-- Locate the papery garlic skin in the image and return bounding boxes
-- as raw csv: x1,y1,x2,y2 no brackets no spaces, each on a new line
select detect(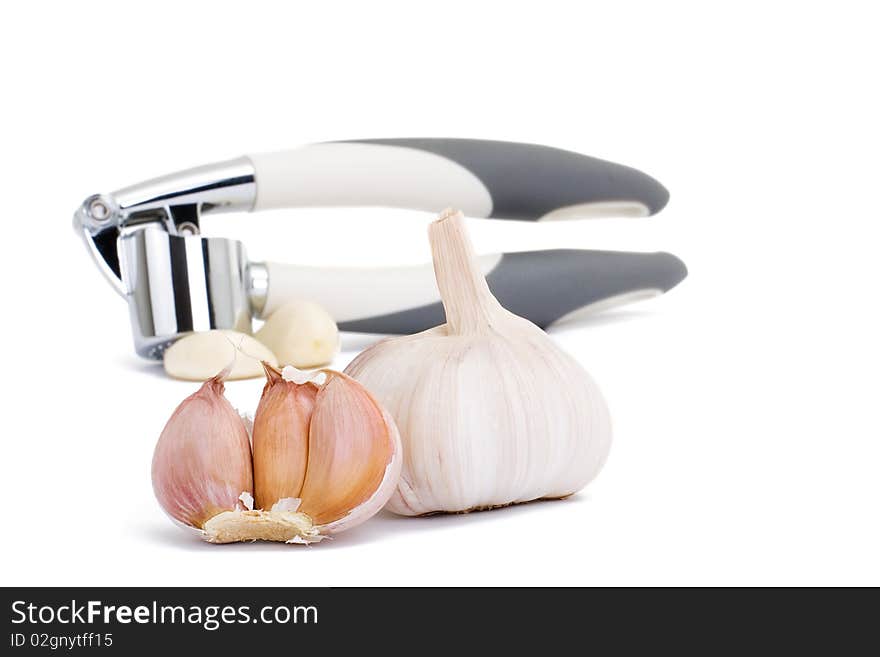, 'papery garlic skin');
151,376,254,528
345,210,612,516
347,321,611,514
